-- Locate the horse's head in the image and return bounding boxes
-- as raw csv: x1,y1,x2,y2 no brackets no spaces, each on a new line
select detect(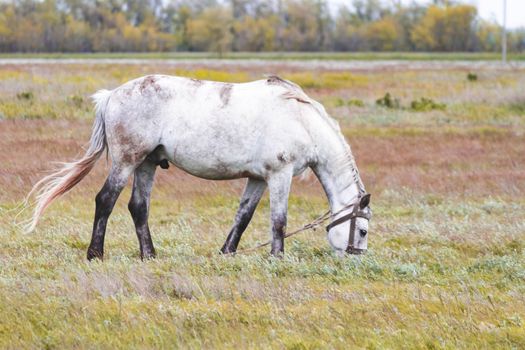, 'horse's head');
326,194,371,255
